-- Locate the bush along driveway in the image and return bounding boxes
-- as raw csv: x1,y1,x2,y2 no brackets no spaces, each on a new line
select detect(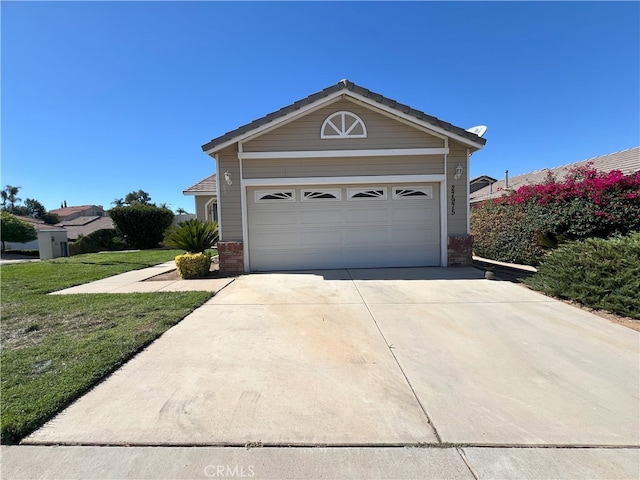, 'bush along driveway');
0,250,213,444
